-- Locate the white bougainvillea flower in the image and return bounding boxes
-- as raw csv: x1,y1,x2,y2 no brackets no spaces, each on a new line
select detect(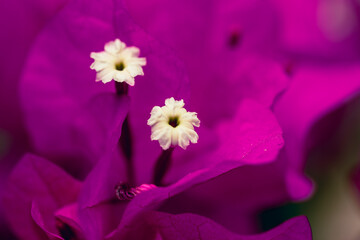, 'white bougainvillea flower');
147,97,200,150
90,39,146,86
